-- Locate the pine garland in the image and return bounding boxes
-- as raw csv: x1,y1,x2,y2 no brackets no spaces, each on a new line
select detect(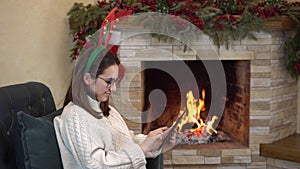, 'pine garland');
285,24,300,79
67,0,300,78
